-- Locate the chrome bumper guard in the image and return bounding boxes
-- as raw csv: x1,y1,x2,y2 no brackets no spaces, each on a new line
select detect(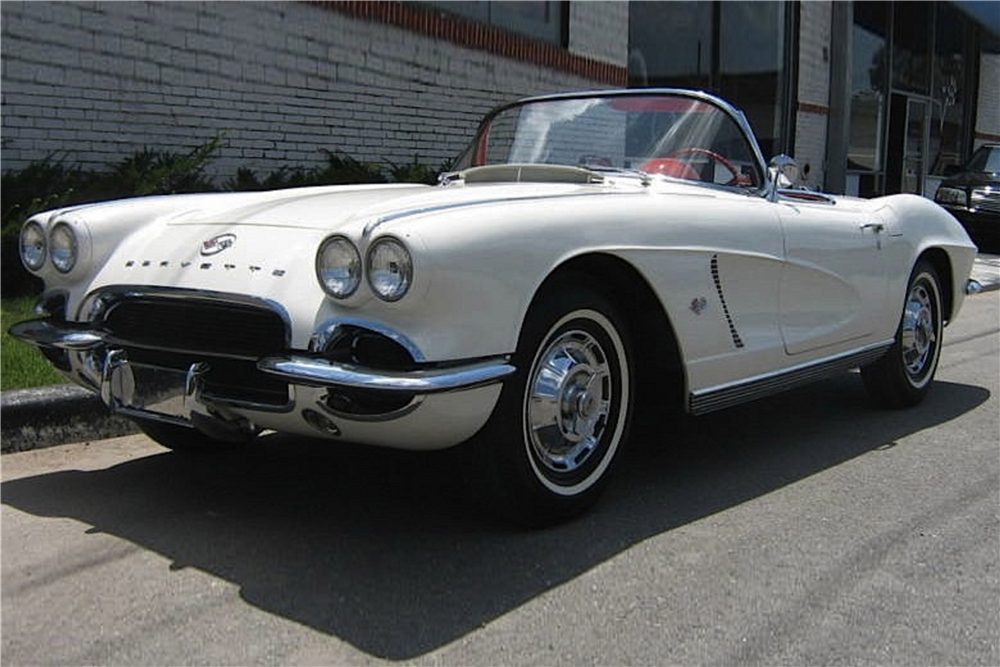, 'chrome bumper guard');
257,355,515,394
10,318,516,417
